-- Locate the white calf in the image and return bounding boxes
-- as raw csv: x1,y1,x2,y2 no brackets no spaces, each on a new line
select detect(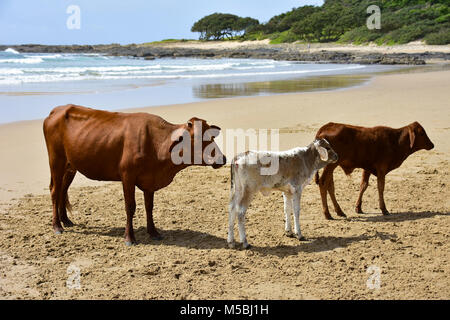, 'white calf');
228,138,338,249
